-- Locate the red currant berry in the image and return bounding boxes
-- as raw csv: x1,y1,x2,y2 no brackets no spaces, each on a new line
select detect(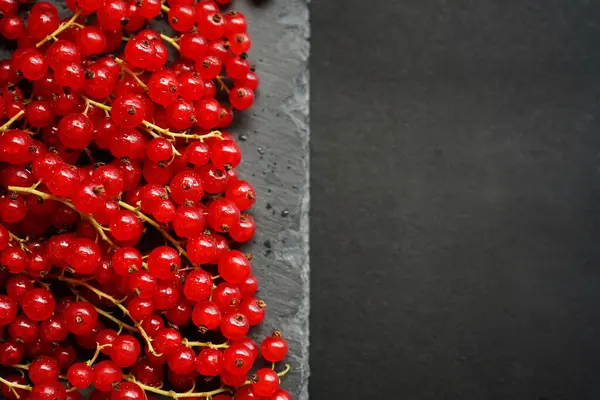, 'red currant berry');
218,250,251,284
146,137,173,162
148,246,180,280
222,342,253,375
230,214,256,242
191,300,222,332
97,0,128,30
167,346,196,375
229,86,255,110
40,316,69,343
153,328,182,356
183,269,213,302
112,247,142,276
186,233,217,264
154,280,181,310
252,368,280,397
66,238,102,274
29,355,60,384
111,94,146,129
220,312,249,341
239,297,266,326
58,113,94,149
8,315,39,345
260,332,289,362
0,340,24,365
195,347,223,376
111,335,141,368
46,40,80,70
127,297,155,321
93,360,122,392
148,69,179,106
196,164,229,194
207,197,240,233
109,382,145,400
110,210,143,243
67,362,94,389
20,288,55,321
31,382,67,400
168,4,196,32
64,301,98,335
